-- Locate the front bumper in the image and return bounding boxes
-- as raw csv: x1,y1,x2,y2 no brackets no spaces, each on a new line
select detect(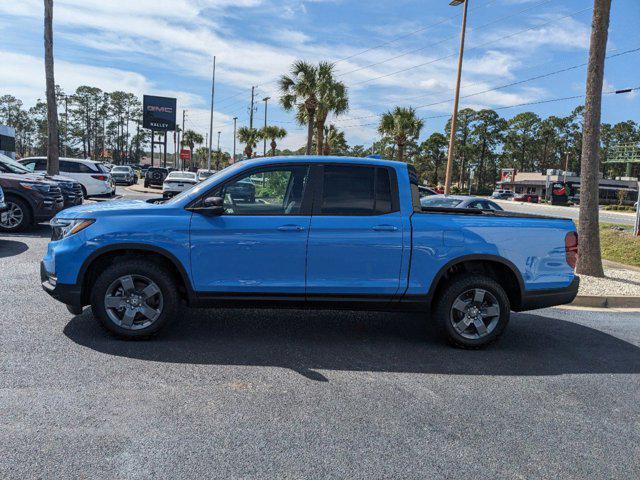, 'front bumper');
40,261,82,311
34,199,65,222
518,276,580,311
